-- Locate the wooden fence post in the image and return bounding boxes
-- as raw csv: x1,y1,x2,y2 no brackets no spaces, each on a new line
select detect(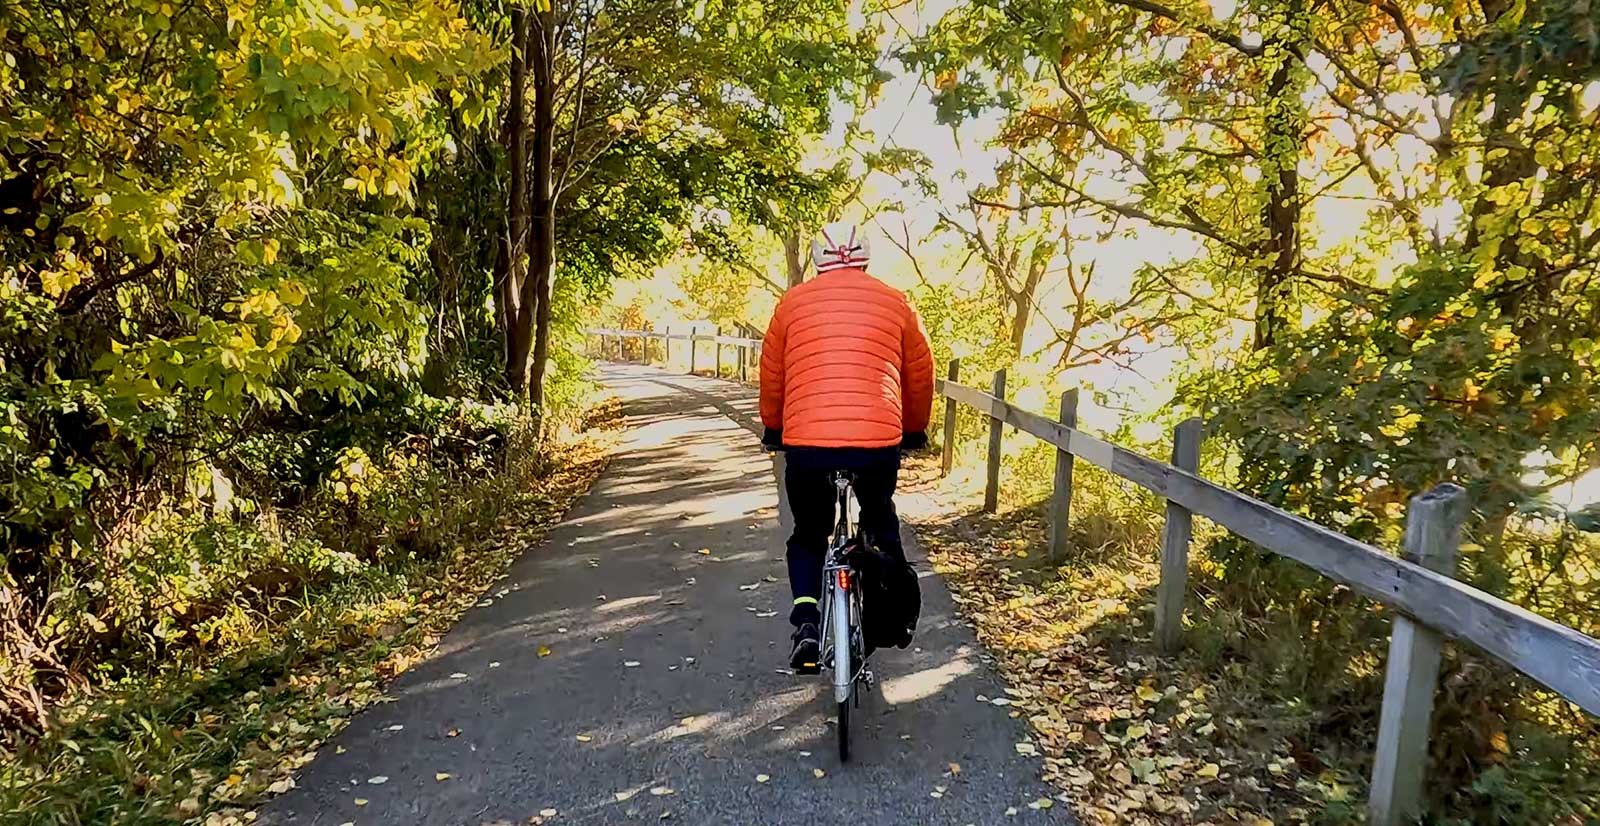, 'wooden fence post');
739,344,749,383
715,328,724,377
941,358,960,477
983,368,1006,514
689,329,698,374
1369,483,1468,826
1156,418,1204,653
1048,389,1079,562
